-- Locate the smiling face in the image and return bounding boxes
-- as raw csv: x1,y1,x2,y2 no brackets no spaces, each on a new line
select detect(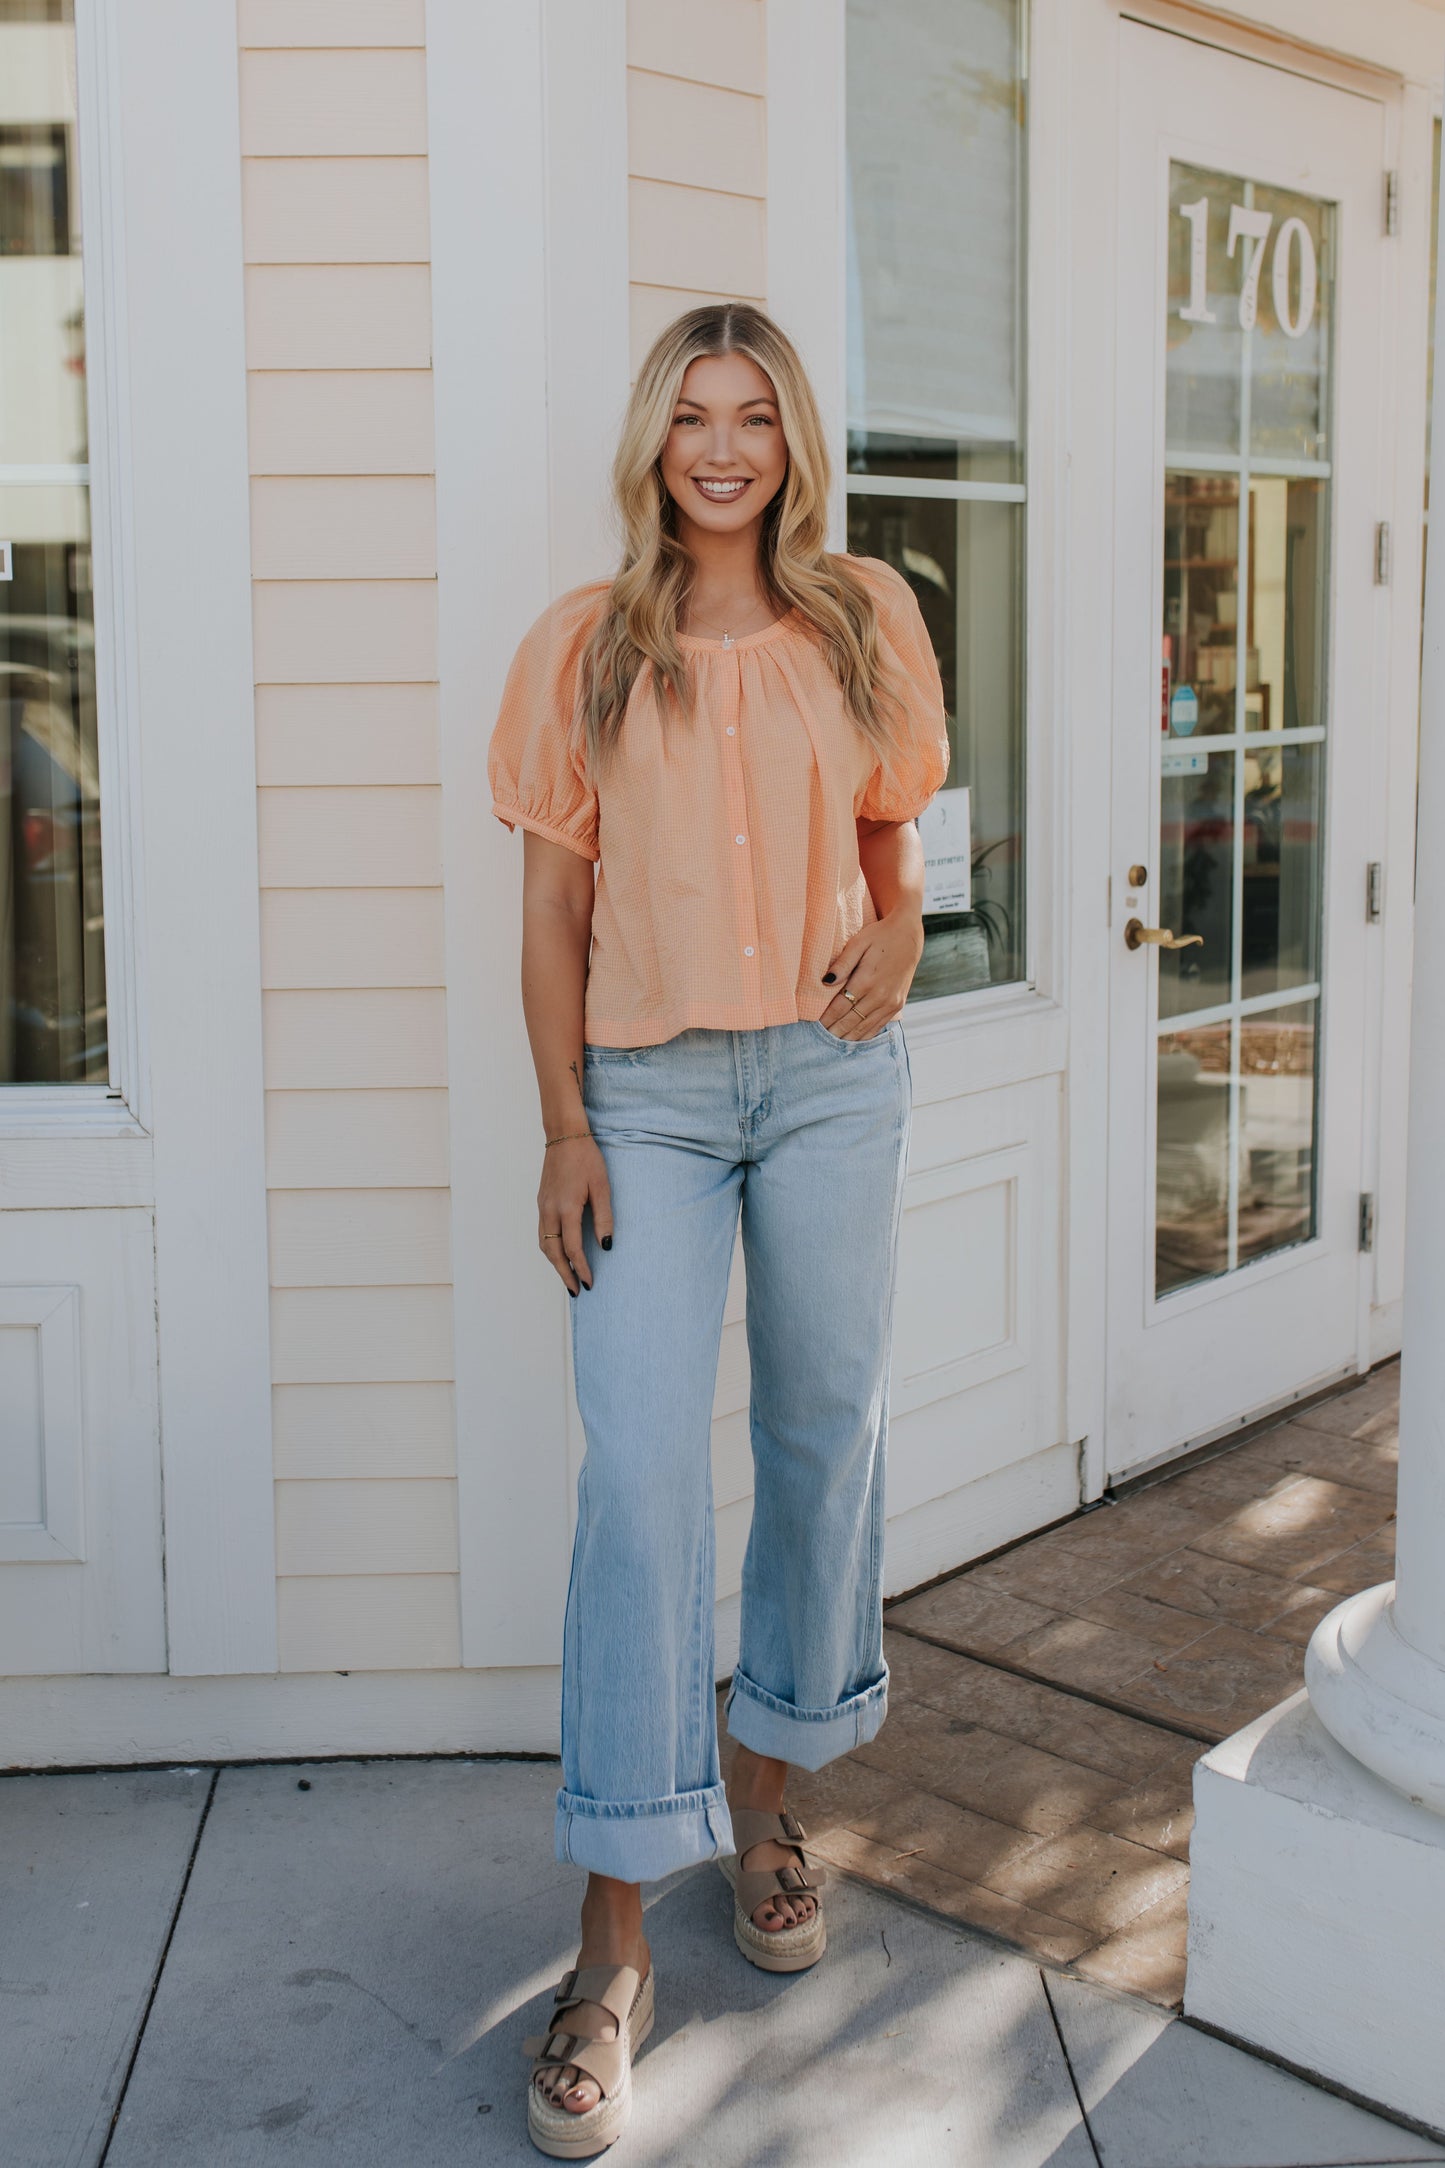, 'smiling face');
658,350,789,544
